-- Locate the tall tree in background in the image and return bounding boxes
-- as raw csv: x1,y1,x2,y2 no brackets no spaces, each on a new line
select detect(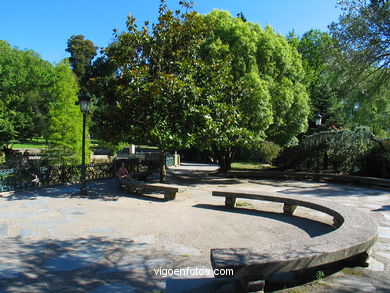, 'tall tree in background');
66,35,97,92
45,60,90,165
0,41,92,163
0,40,54,147
329,0,389,136
287,30,346,131
329,0,389,89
